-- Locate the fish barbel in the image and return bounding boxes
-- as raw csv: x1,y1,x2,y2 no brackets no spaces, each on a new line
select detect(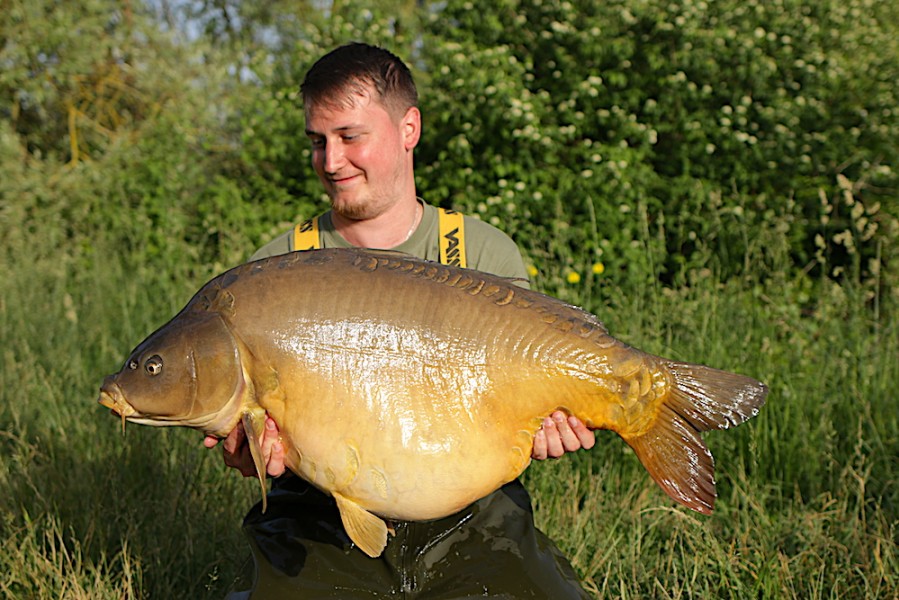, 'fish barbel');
98,248,767,557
